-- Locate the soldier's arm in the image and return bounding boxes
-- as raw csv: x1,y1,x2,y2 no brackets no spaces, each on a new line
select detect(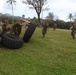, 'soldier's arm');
0,26,3,33
70,26,73,30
